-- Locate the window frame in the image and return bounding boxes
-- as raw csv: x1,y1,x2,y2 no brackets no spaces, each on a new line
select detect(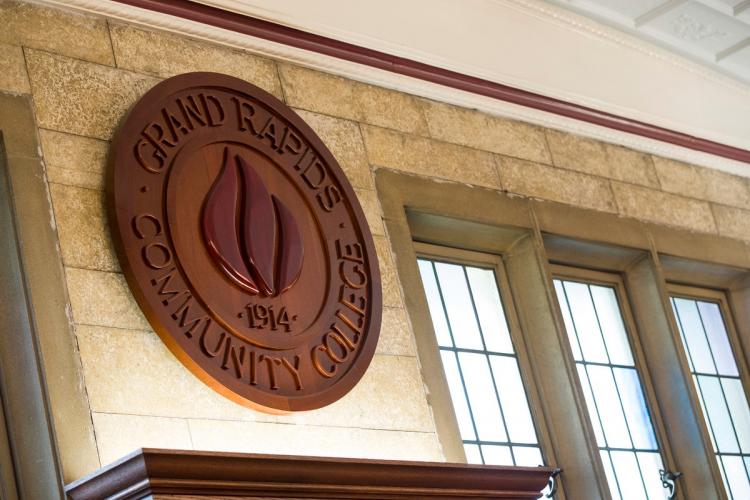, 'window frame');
414,241,554,468
667,283,750,499
552,264,676,499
